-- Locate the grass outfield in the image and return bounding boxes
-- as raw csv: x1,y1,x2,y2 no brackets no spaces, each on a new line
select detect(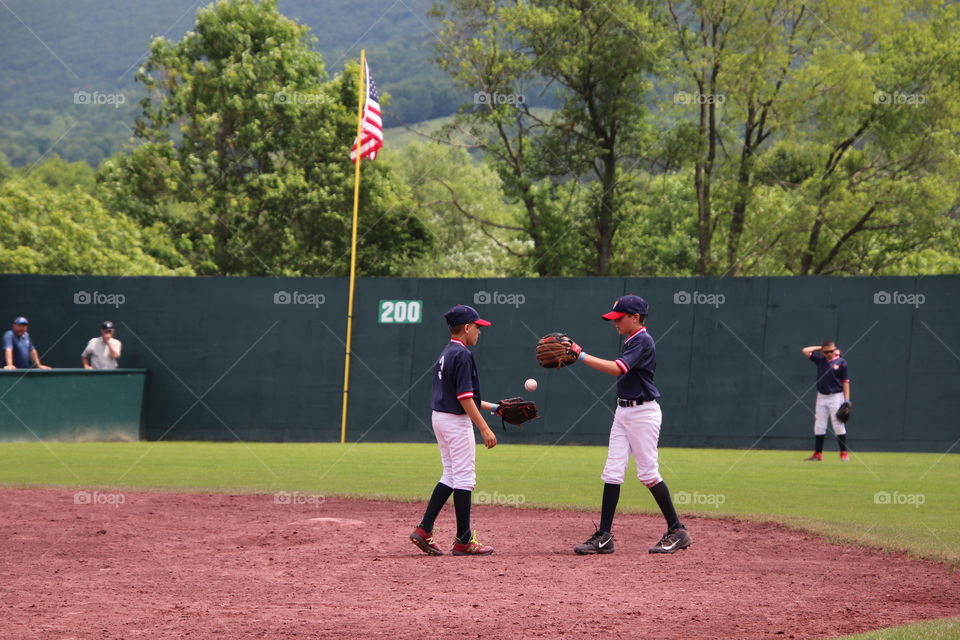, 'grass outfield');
839,619,960,640
2,442,957,640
